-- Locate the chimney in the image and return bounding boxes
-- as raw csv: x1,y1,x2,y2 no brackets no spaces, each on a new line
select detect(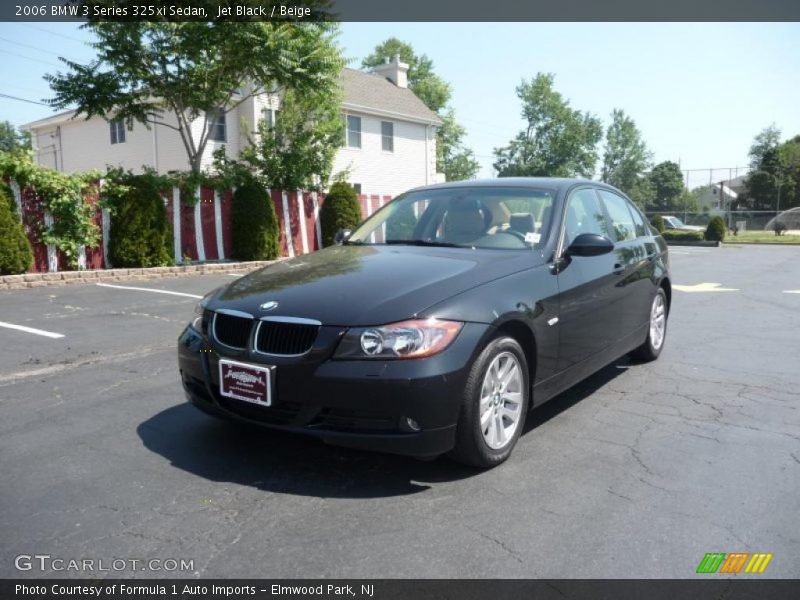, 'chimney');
372,54,409,88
